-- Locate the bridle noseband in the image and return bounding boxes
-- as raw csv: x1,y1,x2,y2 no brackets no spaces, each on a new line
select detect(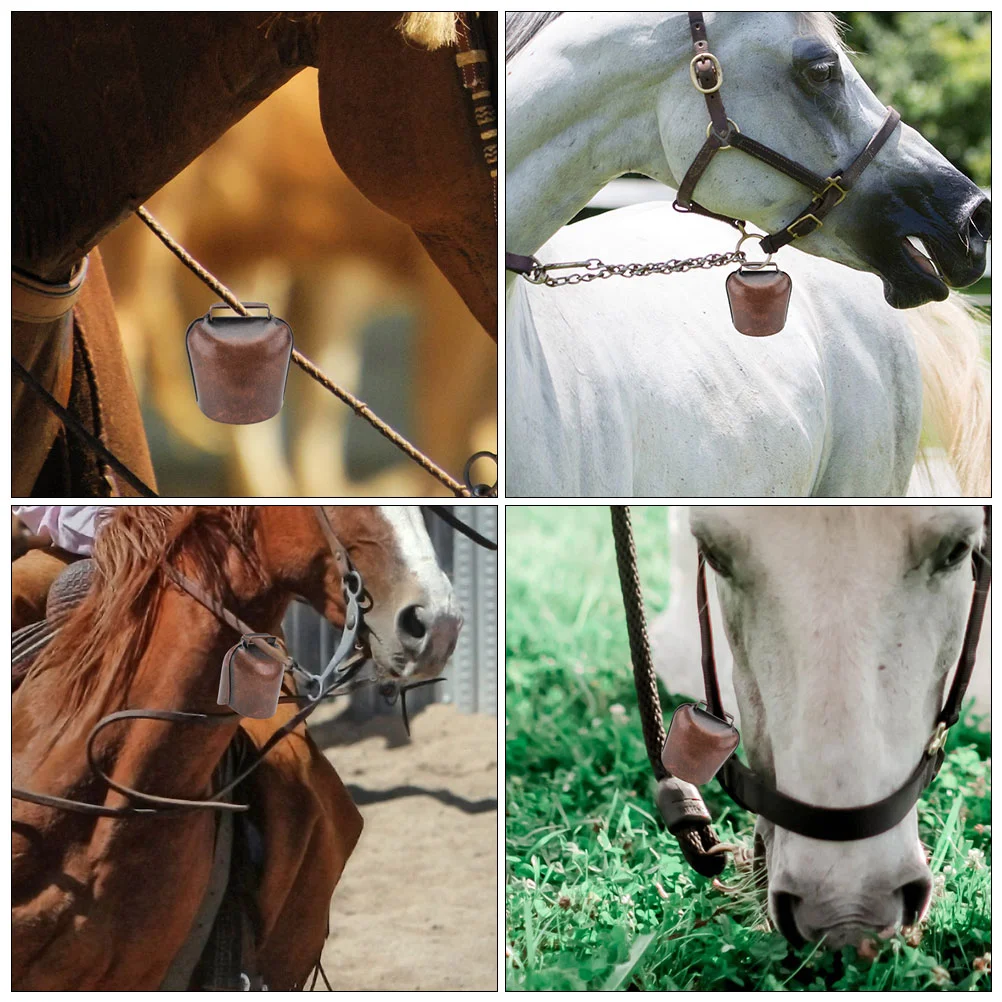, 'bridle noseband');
694,505,991,842
675,12,901,255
